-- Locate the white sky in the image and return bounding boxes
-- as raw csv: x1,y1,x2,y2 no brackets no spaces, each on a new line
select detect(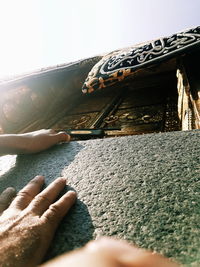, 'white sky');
0,0,199,78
